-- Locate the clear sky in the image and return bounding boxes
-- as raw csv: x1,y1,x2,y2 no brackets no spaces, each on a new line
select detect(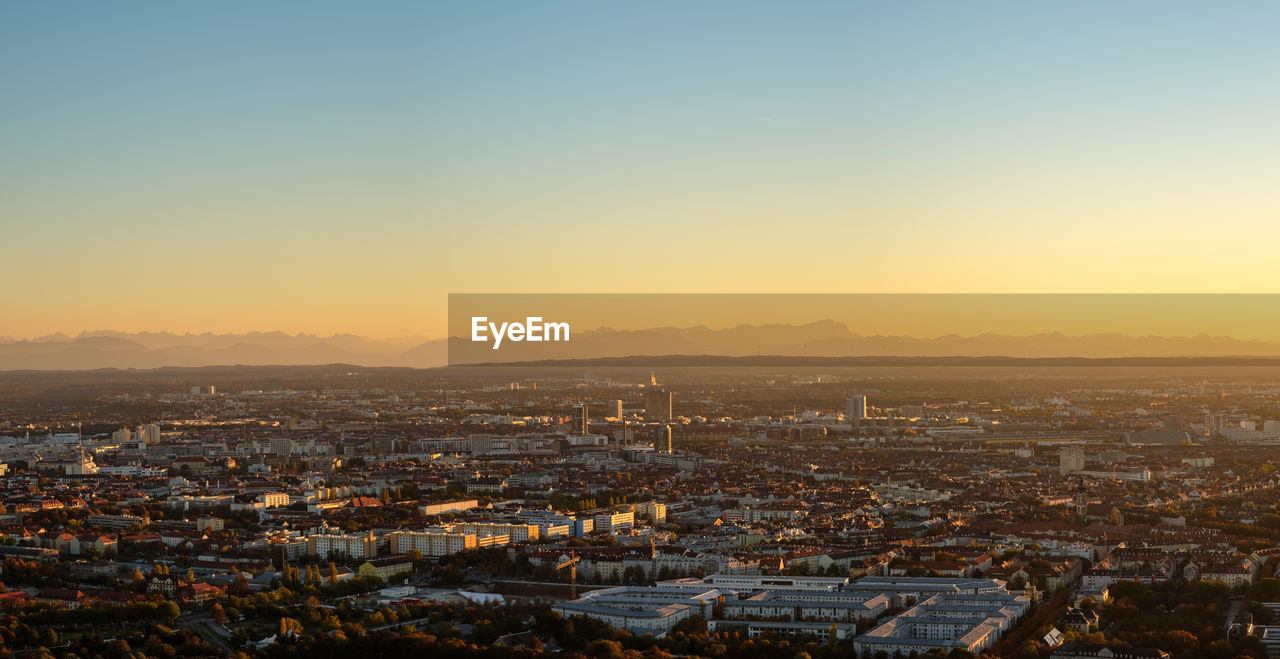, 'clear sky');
5,2,1280,339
